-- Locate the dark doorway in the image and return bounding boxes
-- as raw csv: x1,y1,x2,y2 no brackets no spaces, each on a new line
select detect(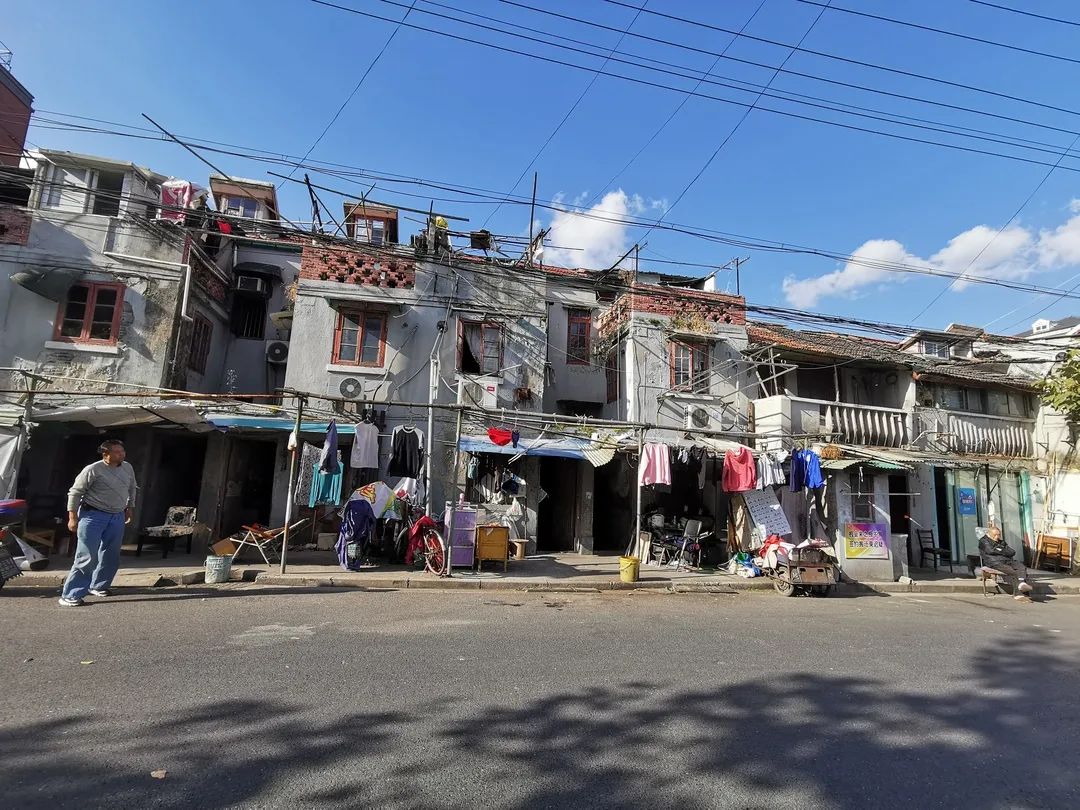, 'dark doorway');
142,435,207,528
220,439,277,537
888,474,910,536
593,459,633,552
537,457,578,552
934,467,952,556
